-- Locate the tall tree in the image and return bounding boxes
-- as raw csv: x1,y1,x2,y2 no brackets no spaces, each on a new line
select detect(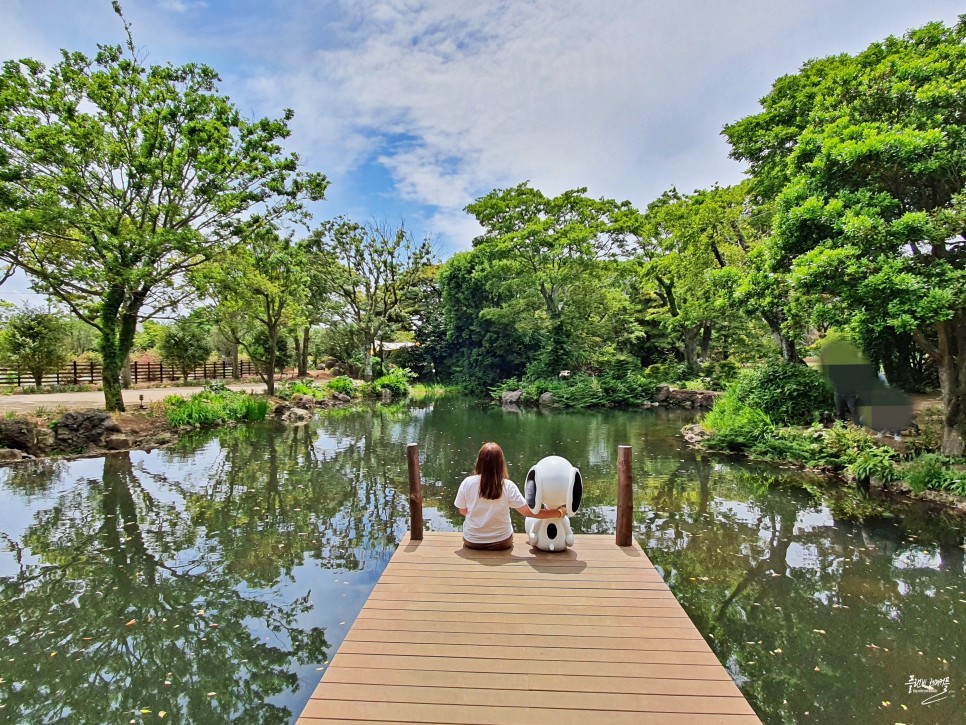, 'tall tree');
463,183,638,377
724,18,966,452
313,218,434,380
0,5,327,410
0,306,69,386
199,227,310,395
157,311,212,382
